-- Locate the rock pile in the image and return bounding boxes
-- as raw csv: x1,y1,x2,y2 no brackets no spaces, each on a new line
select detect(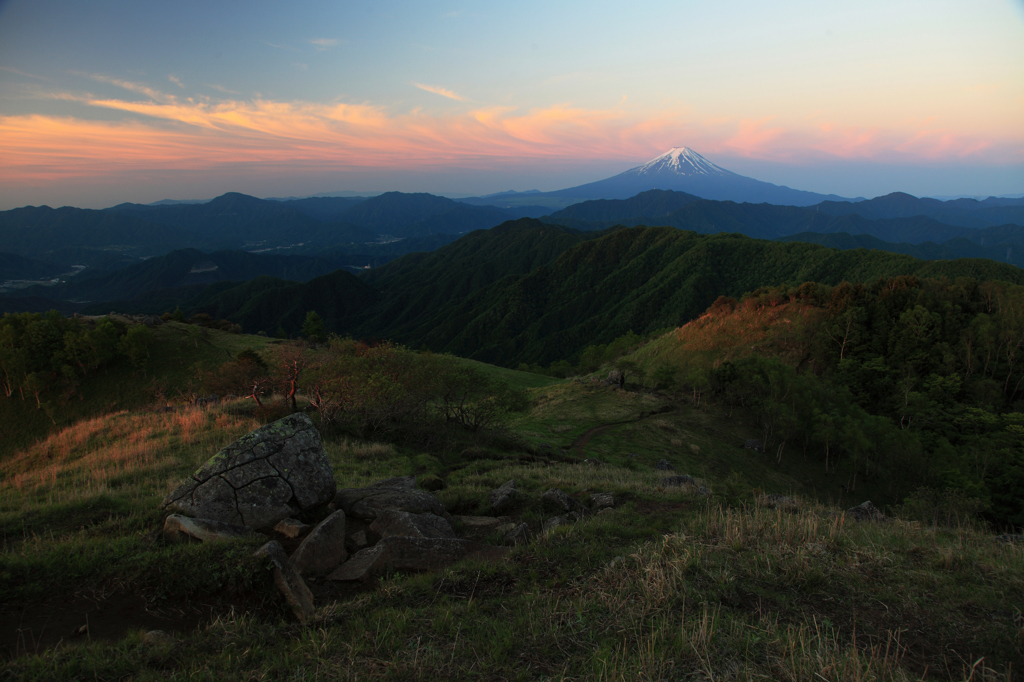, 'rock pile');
160,414,511,623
